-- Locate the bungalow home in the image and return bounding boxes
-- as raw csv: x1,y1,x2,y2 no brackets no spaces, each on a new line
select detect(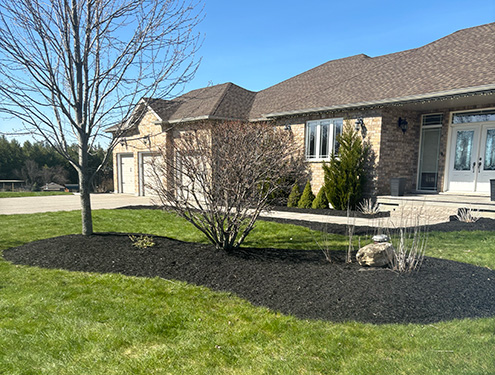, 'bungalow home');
108,22,495,198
